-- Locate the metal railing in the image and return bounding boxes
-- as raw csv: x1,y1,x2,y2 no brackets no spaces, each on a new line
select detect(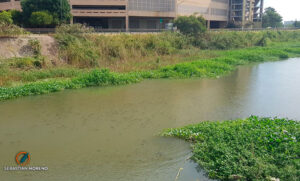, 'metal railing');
210,27,300,31
24,28,171,34
24,27,300,34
